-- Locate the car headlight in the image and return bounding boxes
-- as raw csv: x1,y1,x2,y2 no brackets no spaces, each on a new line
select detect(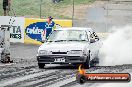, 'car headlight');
38,50,47,55
69,50,83,54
